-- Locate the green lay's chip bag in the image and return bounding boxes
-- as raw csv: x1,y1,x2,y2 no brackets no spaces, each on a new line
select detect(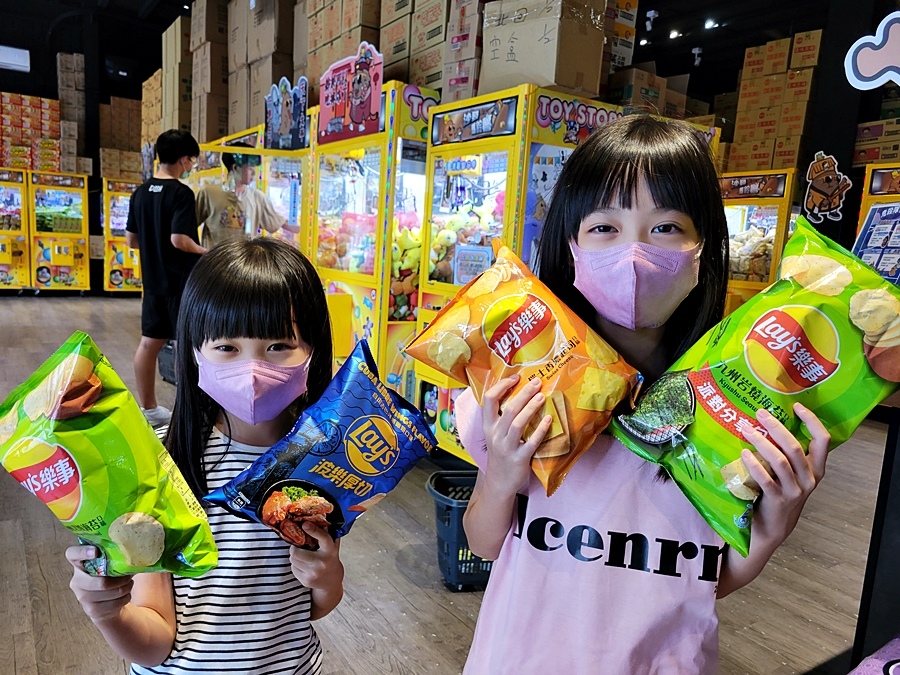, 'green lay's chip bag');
0,331,218,577
611,218,900,557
